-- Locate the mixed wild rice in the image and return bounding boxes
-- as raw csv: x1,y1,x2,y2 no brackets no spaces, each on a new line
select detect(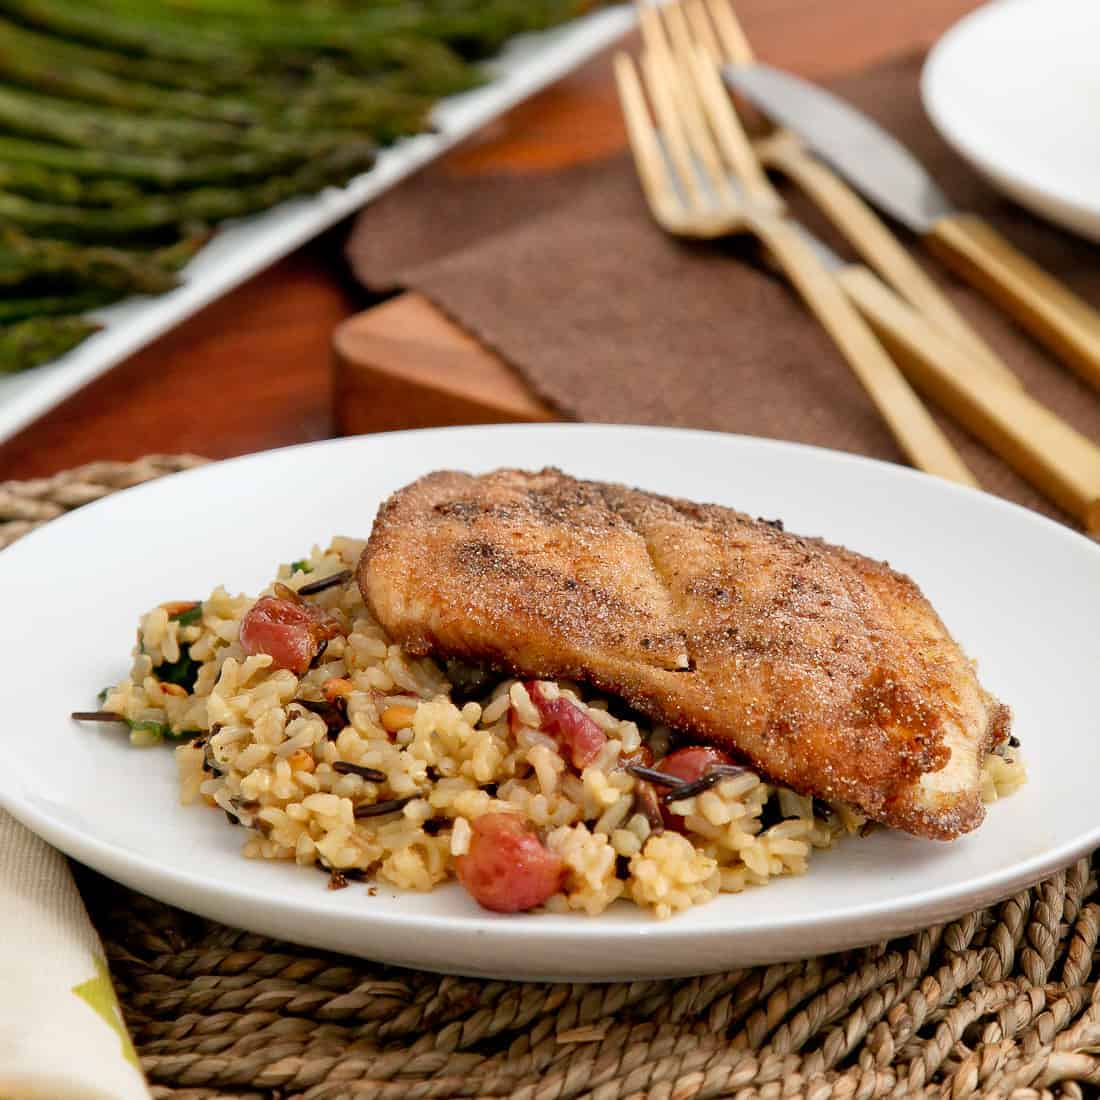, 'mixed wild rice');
95,538,1027,919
